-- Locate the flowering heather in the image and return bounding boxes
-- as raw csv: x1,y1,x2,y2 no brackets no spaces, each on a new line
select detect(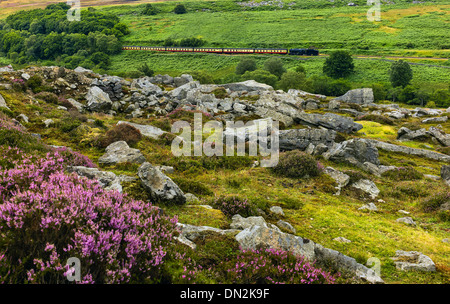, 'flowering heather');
178,248,337,284
0,117,25,133
166,107,212,119
52,146,97,168
0,151,178,284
